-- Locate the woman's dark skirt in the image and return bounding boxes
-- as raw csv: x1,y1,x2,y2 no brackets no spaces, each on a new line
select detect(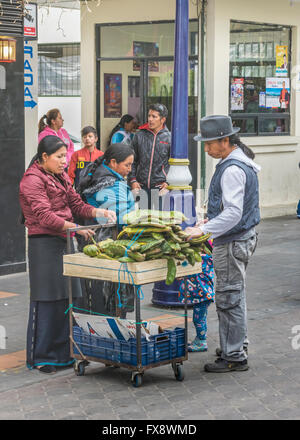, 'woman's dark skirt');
26,299,74,369
27,235,81,369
